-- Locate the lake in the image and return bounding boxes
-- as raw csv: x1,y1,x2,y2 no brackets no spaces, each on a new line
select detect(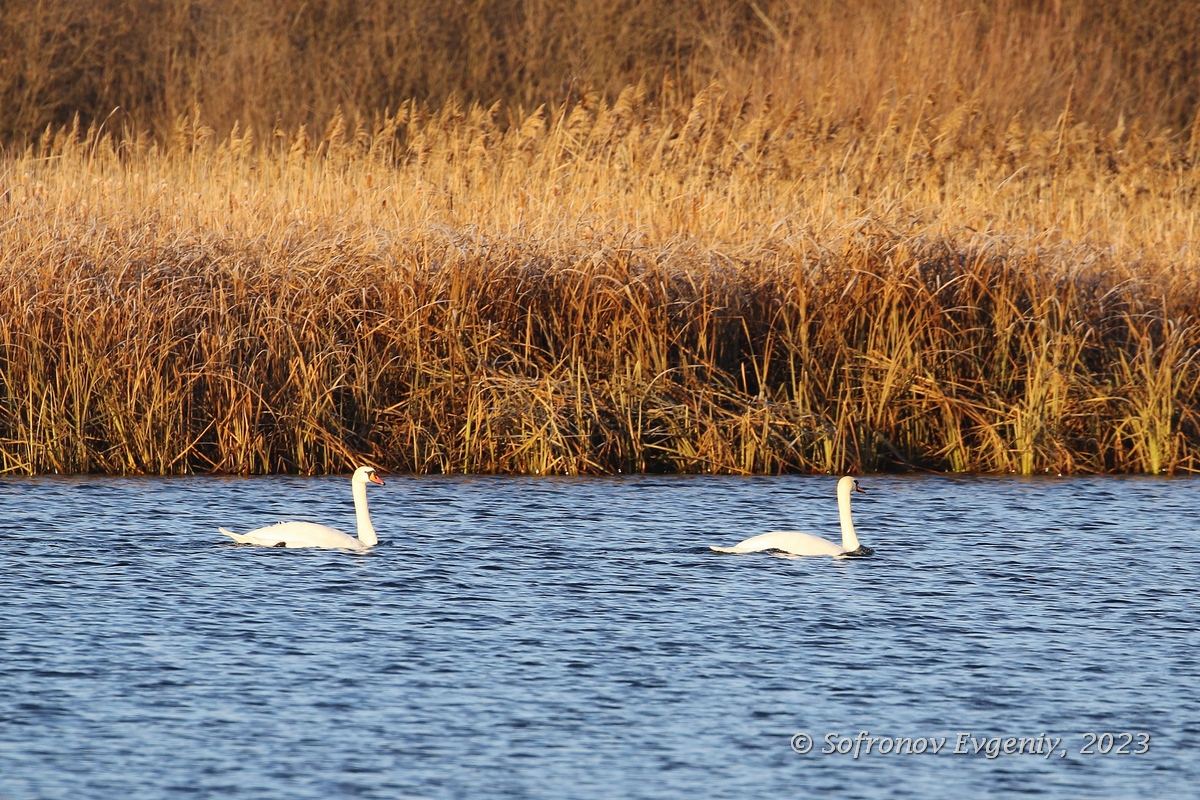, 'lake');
1,473,1196,799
